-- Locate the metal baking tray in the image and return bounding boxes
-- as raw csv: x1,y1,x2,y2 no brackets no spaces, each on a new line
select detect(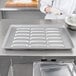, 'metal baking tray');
33,62,76,76
2,24,73,50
